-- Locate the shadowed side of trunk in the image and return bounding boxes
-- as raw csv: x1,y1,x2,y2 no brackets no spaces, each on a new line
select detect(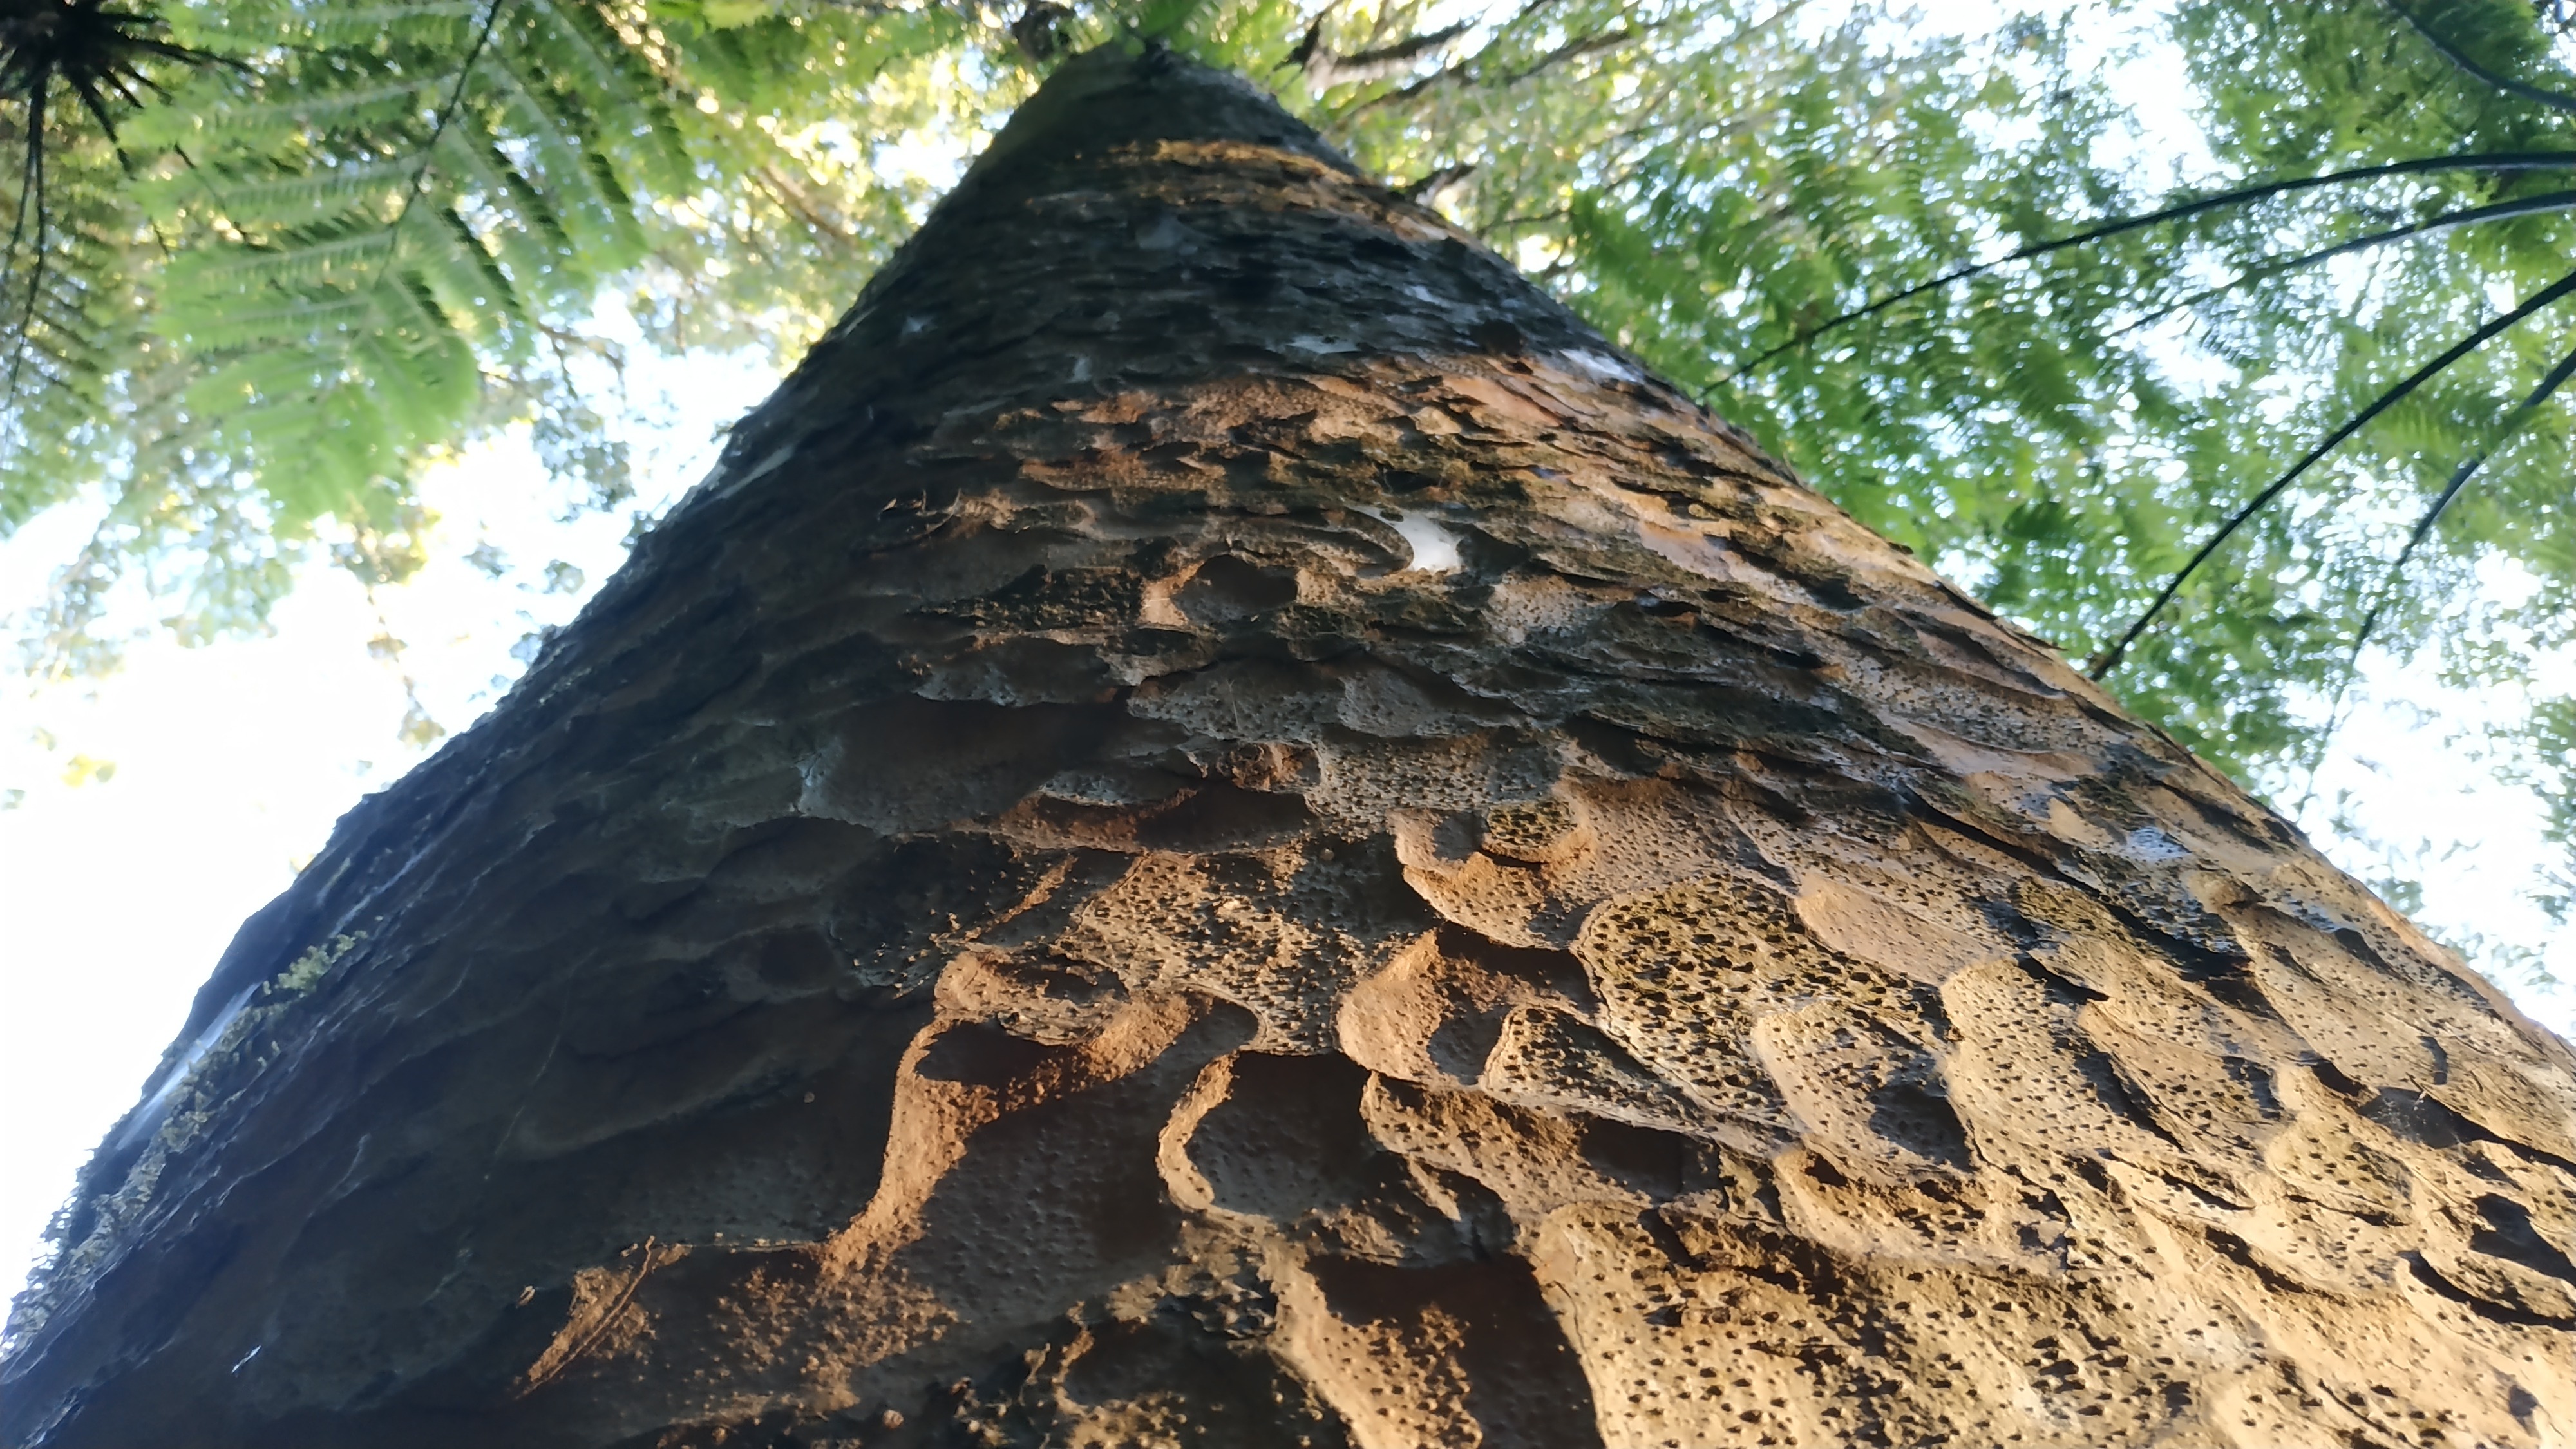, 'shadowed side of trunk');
6,41,2573,1449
